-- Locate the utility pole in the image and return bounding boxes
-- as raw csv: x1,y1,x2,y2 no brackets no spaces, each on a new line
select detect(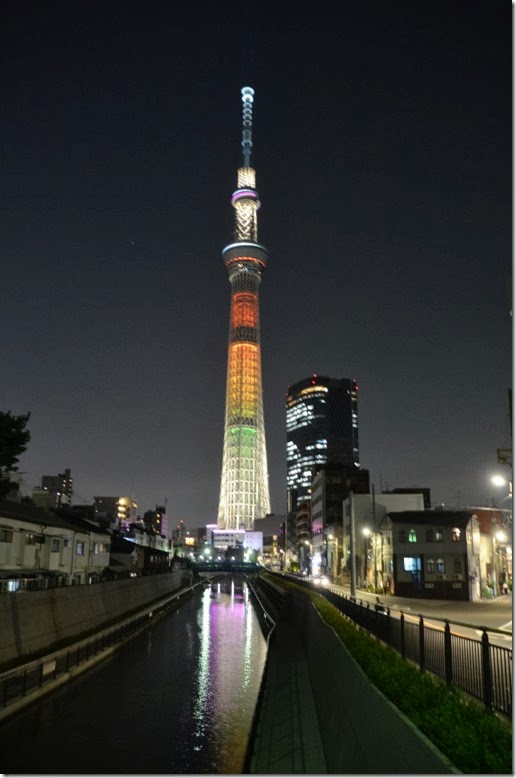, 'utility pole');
350,491,356,598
